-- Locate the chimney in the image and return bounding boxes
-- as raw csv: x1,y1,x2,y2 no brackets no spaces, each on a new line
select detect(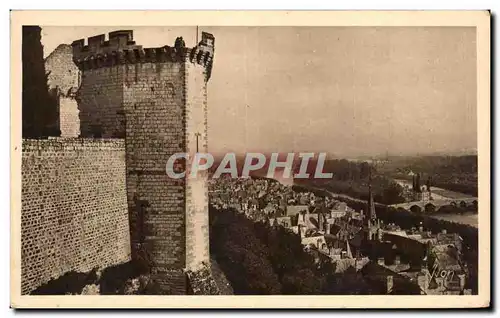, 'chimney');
441,229,447,234
318,211,323,231
386,276,394,294
458,274,466,290
326,223,331,235
435,277,445,290
394,255,401,265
